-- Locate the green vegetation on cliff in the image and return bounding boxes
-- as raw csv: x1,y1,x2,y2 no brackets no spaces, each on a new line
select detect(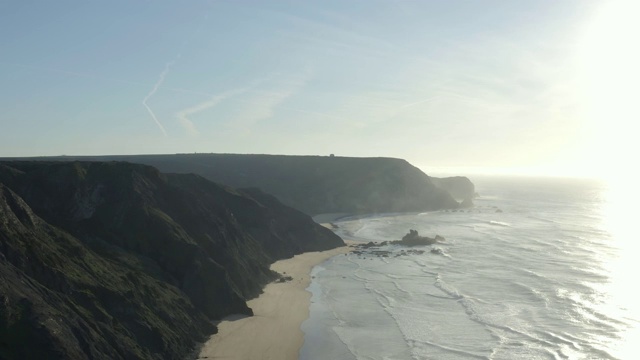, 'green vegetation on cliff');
0,161,343,359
